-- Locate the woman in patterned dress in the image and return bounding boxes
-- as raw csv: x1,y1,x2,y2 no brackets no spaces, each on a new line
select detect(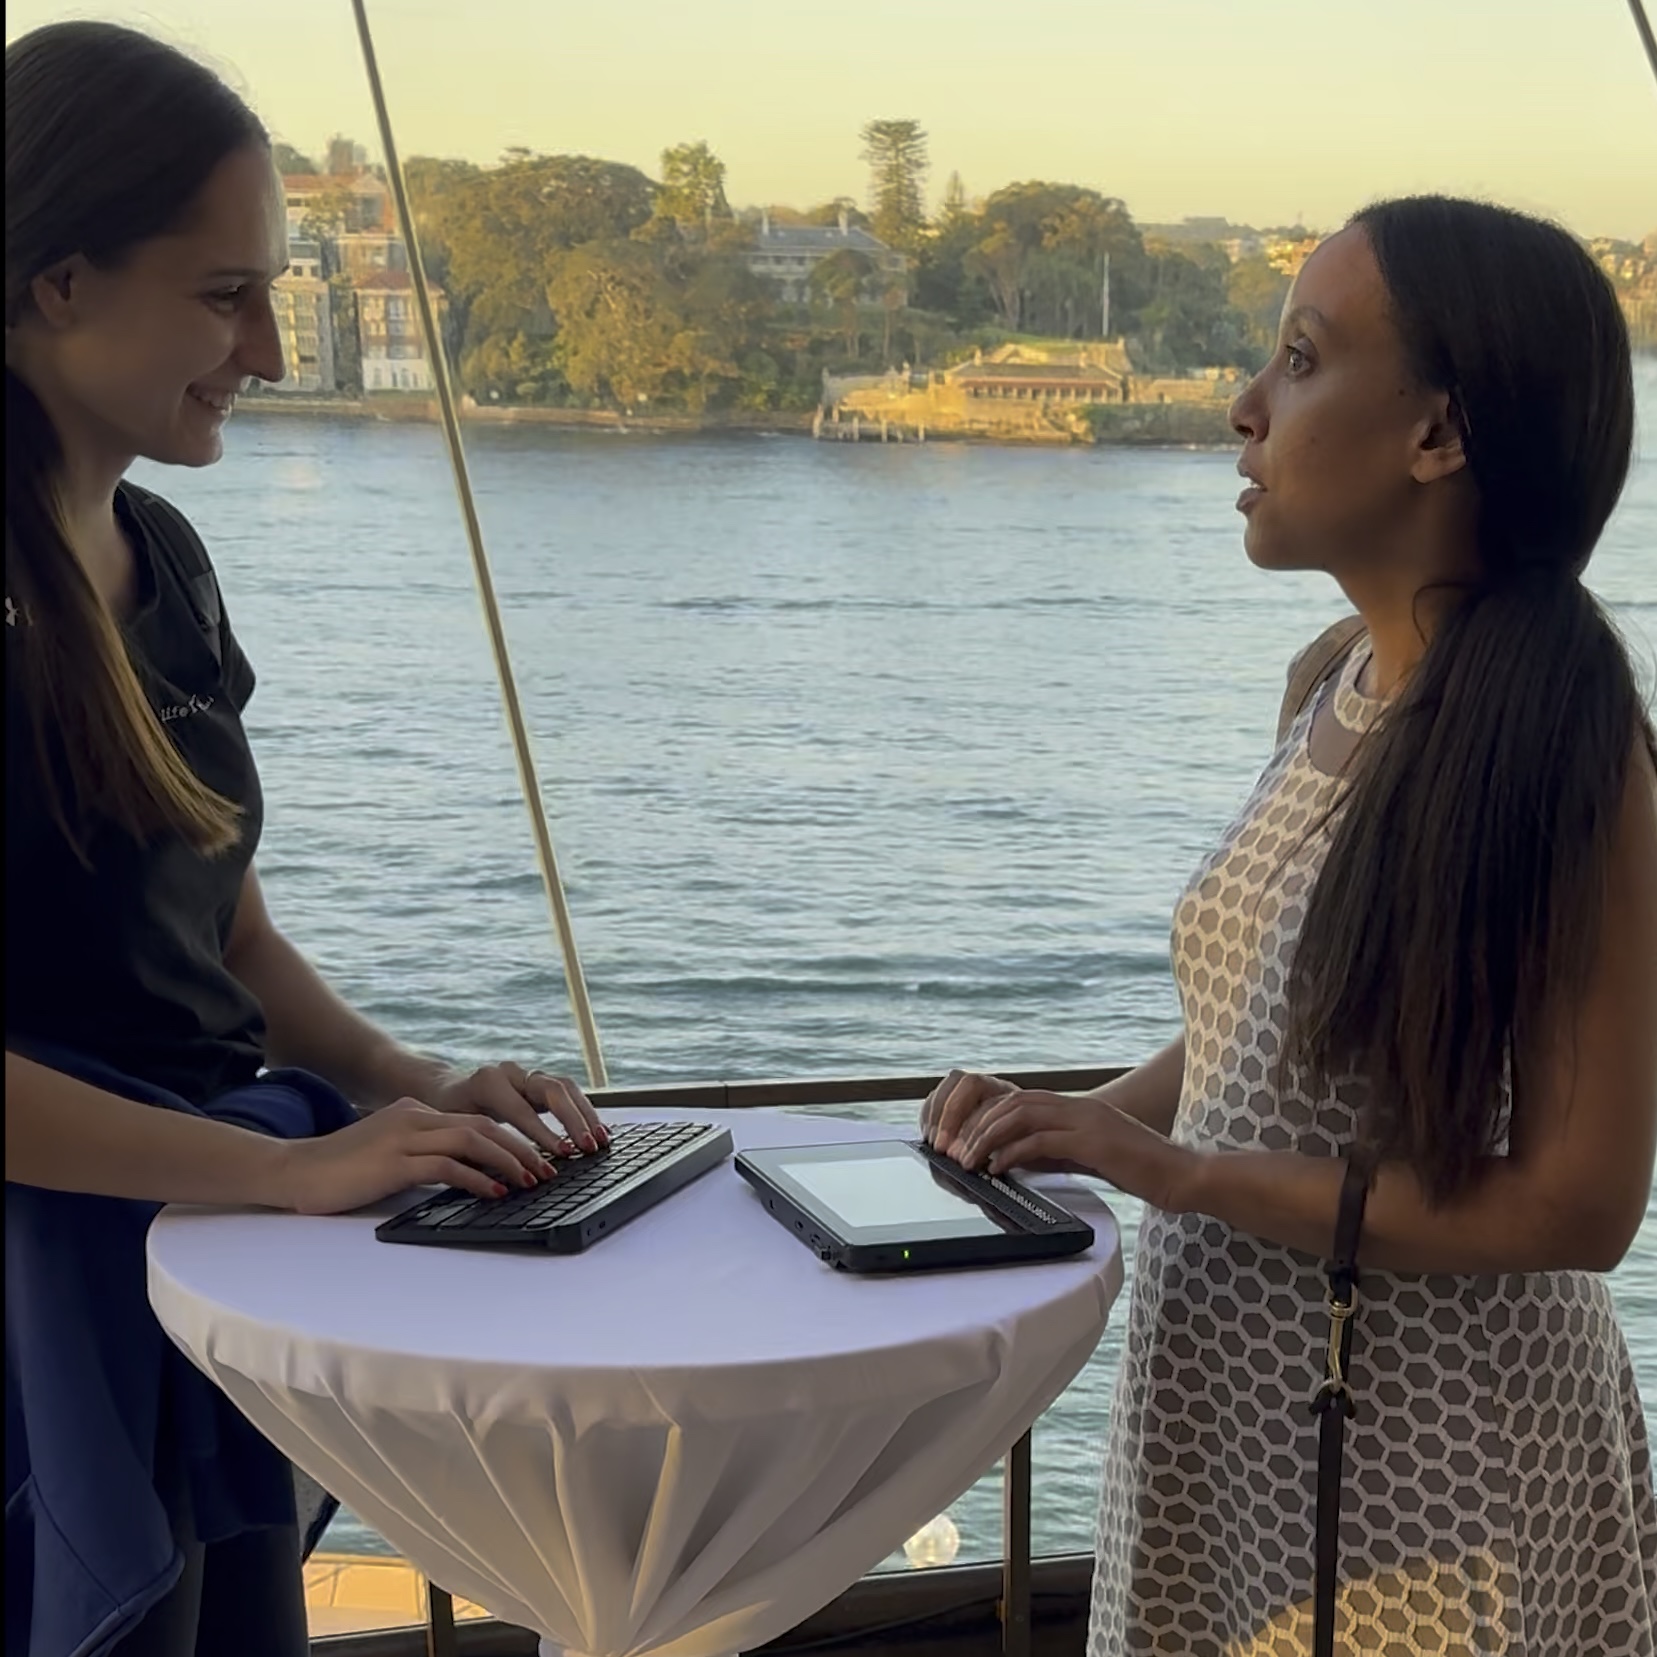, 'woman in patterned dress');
924,196,1657,1655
